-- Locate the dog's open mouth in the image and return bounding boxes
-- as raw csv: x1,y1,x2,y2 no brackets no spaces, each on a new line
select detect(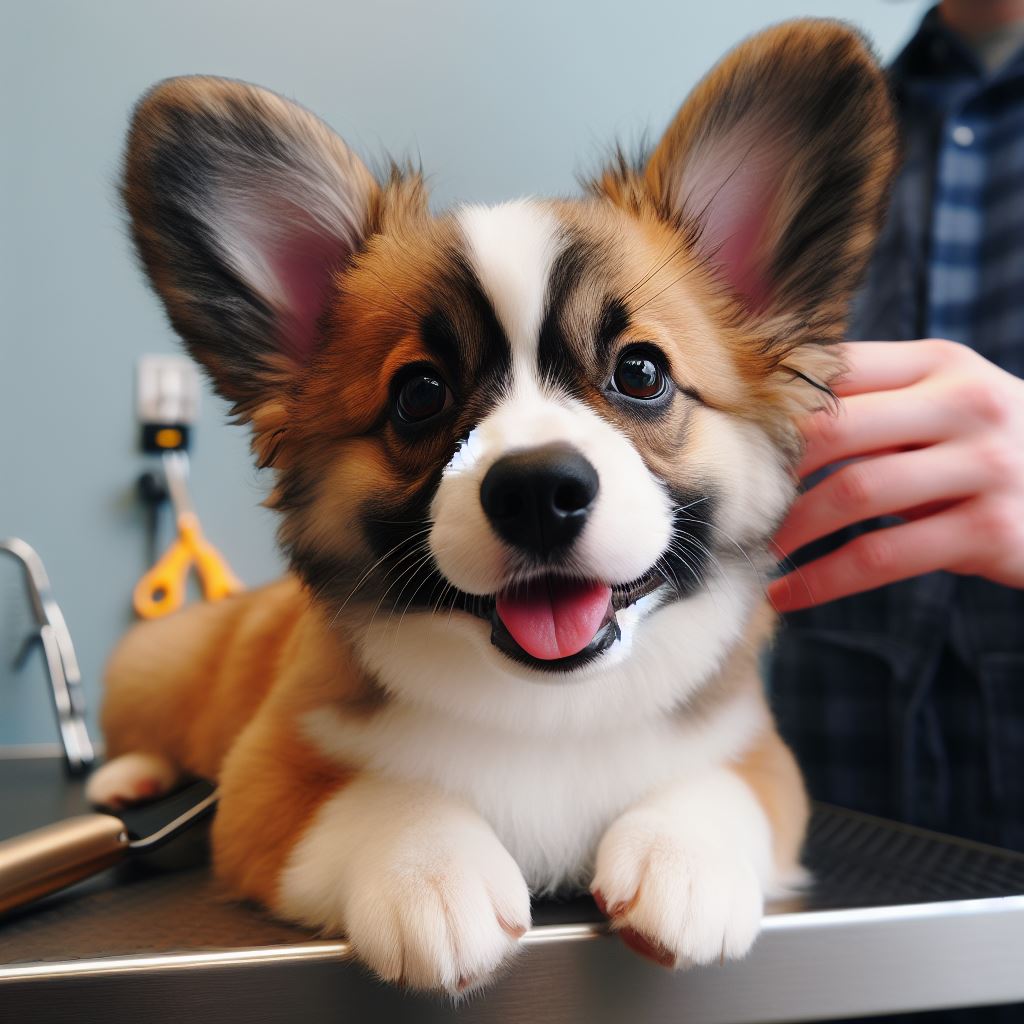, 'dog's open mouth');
480,572,664,672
